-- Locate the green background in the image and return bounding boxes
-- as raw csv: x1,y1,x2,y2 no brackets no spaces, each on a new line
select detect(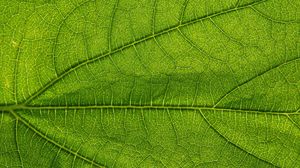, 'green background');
0,0,299,167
